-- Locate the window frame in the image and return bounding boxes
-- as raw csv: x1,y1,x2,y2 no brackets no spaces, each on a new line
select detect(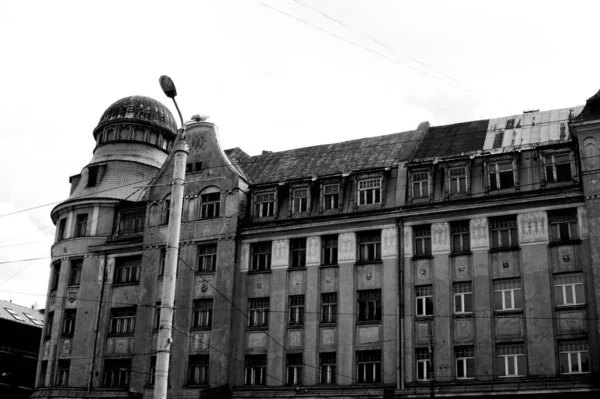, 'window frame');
413,225,432,257
488,159,516,191
113,256,141,284
319,352,336,384
489,216,519,249
357,230,381,263
200,192,221,219
187,354,209,386
357,177,382,206
356,350,382,383
559,341,590,375
455,346,475,380
102,359,131,388
250,242,272,272
118,209,145,235
412,170,430,199
50,262,61,292
108,307,136,336
62,309,76,337
549,209,579,243
248,297,269,328
544,151,573,184
74,213,88,237
357,289,382,323
191,299,213,330
245,355,267,386
321,292,337,324
286,353,303,386
290,238,307,268
291,186,309,214
493,279,522,311
322,235,338,265
496,344,525,378
416,285,434,317
323,183,340,211
69,259,83,286
450,221,470,253
416,348,431,381
453,282,473,314
254,191,276,218
447,165,468,195
56,360,70,386
554,273,585,306
197,243,217,273
57,218,67,241
288,295,305,326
